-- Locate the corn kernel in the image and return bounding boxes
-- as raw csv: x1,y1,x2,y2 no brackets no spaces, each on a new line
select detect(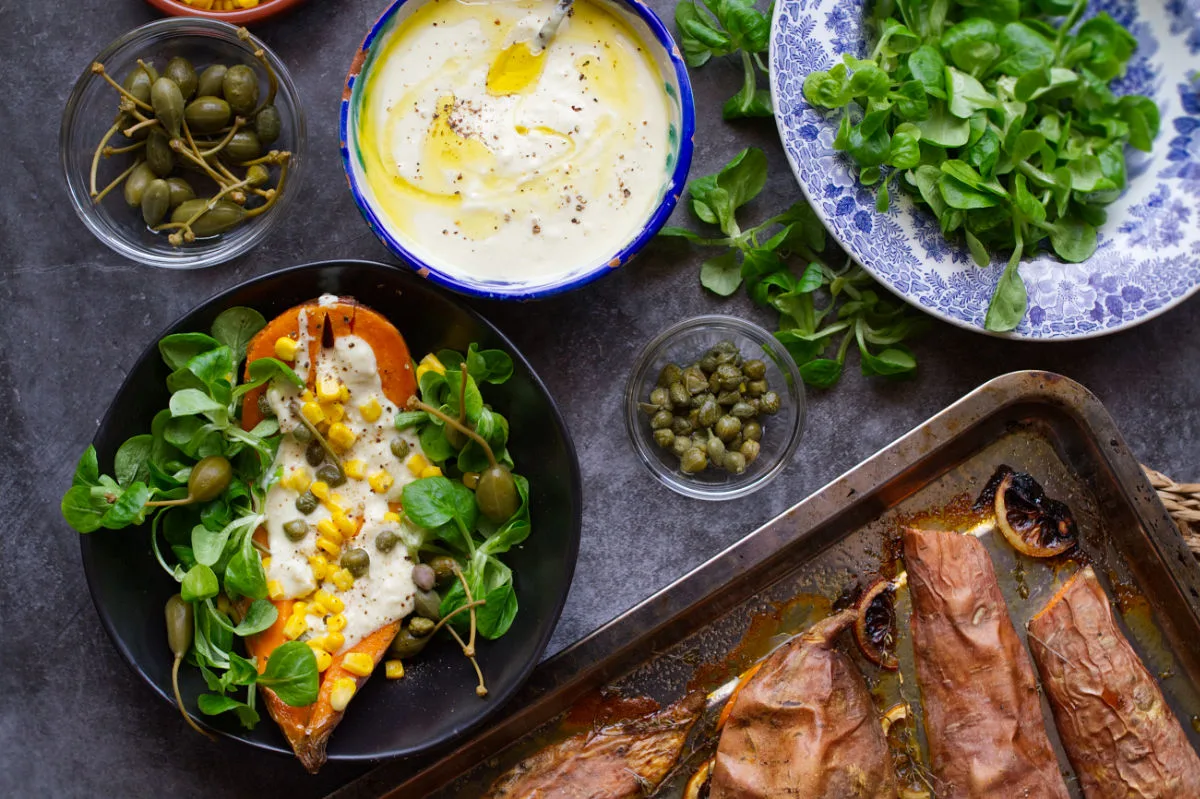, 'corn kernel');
420,465,443,479
416,353,446,381
267,580,284,600
316,537,341,558
282,614,307,640
309,480,330,499
307,556,329,582
384,511,401,524
316,590,345,614
332,511,357,536
301,389,315,403
261,556,272,571
331,568,355,591
385,660,405,679
338,383,351,402
367,470,393,494
283,467,312,493
316,518,342,542
291,601,308,617
306,638,326,651
301,402,325,426
313,648,333,672
328,423,357,452
274,337,298,361
329,677,356,712
342,652,374,677
317,377,342,403
343,459,366,480
358,398,382,423
321,402,346,424
324,630,346,651
406,453,429,477
308,600,328,617
327,613,348,633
